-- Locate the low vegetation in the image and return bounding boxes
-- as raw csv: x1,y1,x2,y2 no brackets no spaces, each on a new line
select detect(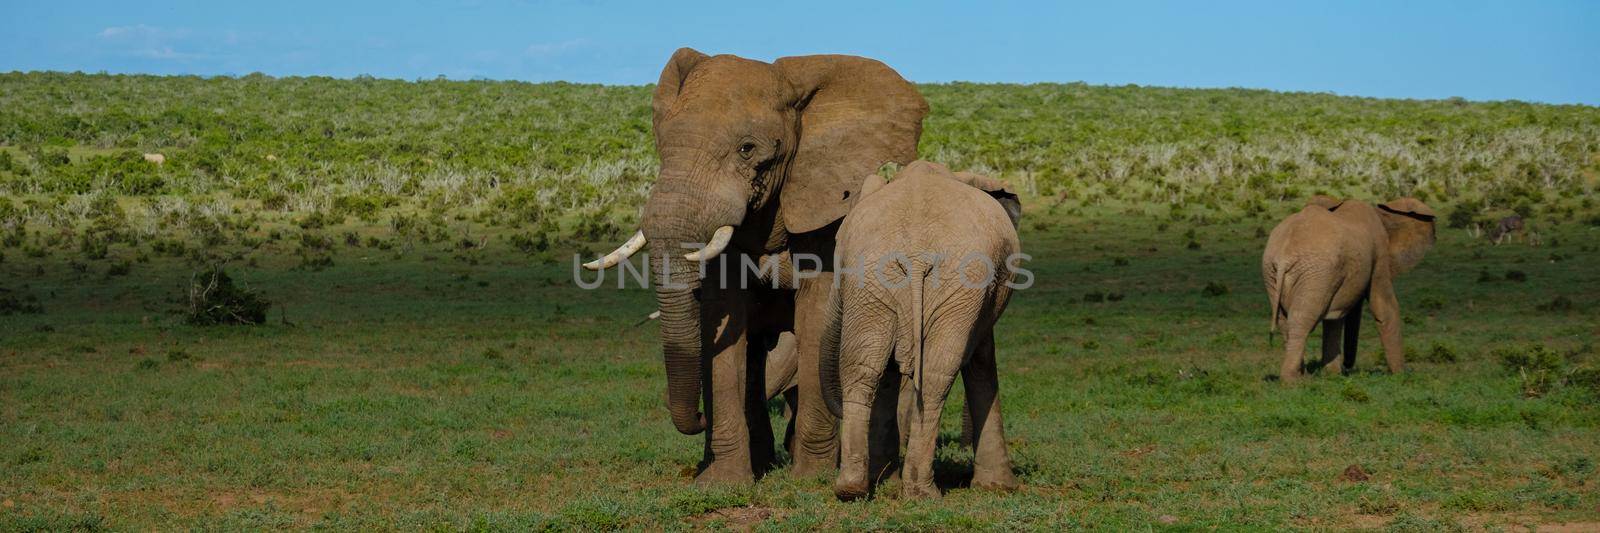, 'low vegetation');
1,72,1597,265
1,73,1597,529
